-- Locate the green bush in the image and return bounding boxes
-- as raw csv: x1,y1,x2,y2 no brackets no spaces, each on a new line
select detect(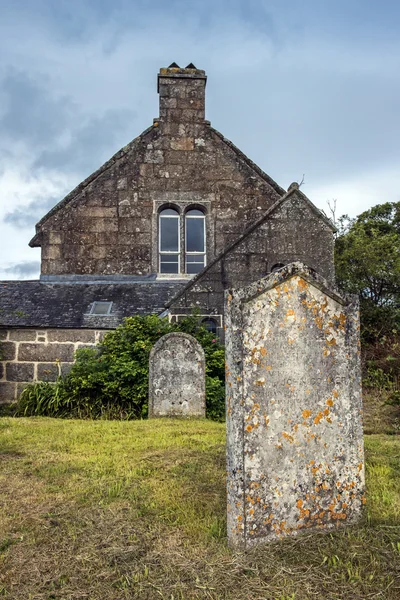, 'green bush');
15,314,225,421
